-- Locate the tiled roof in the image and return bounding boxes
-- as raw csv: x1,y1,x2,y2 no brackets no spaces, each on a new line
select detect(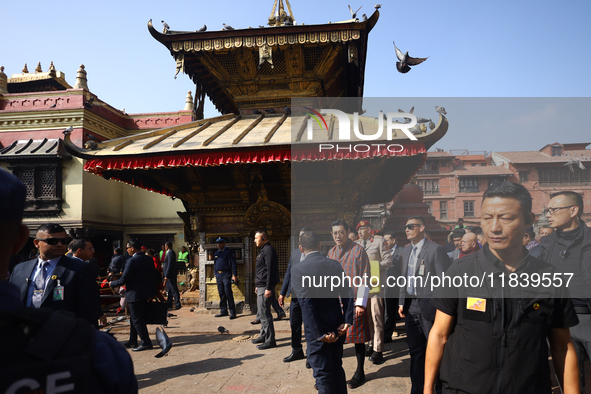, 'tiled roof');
427,151,455,158
0,138,70,159
494,150,591,164
454,166,513,176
